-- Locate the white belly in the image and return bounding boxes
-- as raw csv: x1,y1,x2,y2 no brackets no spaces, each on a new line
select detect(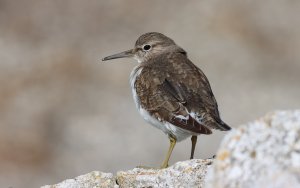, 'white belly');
129,66,195,142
